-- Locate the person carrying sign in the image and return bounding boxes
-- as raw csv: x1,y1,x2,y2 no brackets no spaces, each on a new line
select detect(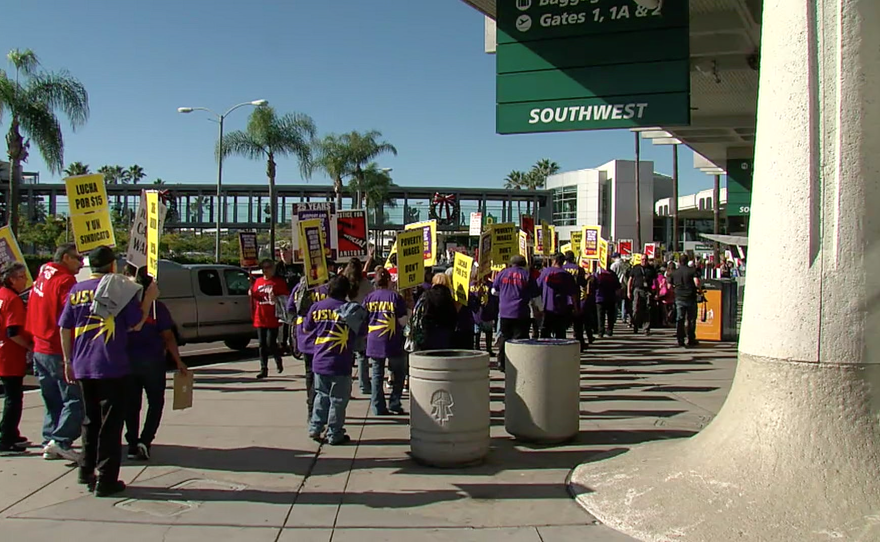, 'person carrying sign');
0,263,34,455
250,259,290,379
